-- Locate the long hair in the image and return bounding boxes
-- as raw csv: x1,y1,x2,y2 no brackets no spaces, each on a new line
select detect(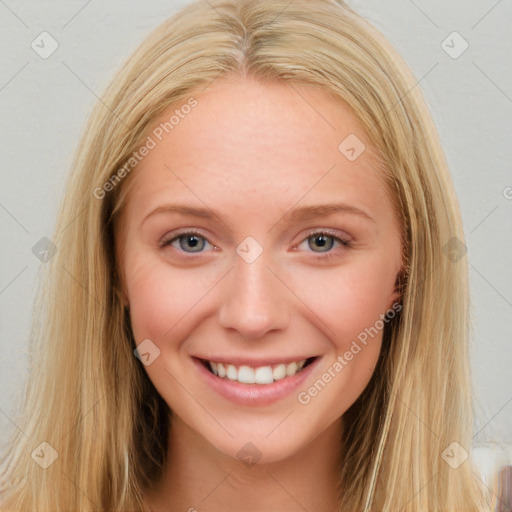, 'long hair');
0,0,492,510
